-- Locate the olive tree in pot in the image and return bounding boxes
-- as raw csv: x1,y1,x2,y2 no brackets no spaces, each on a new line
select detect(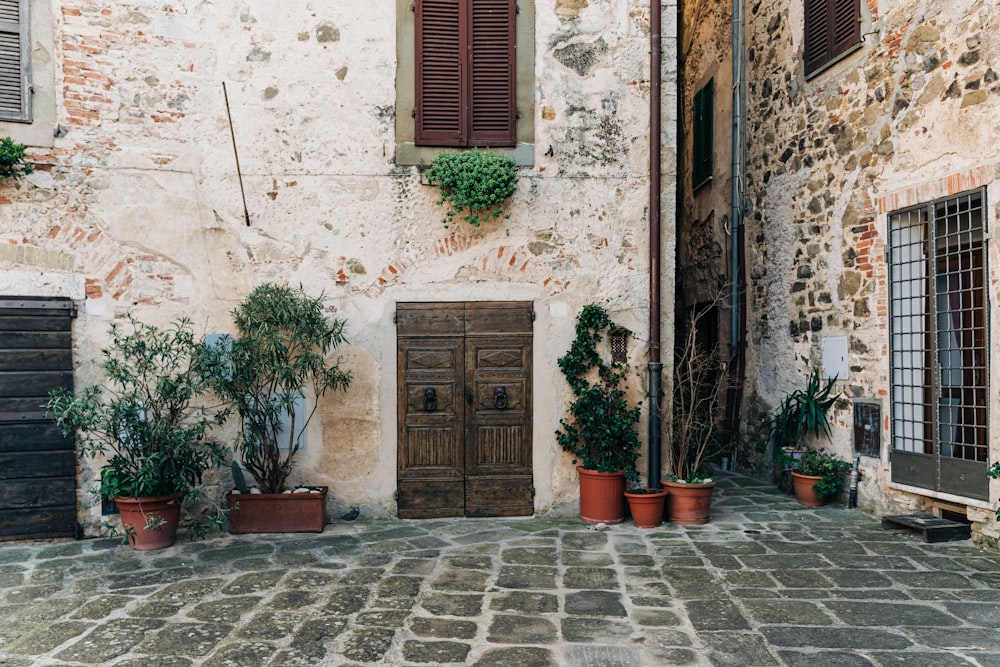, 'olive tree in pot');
46,316,228,550
208,283,351,533
664,299,730,525
556,304,641,525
